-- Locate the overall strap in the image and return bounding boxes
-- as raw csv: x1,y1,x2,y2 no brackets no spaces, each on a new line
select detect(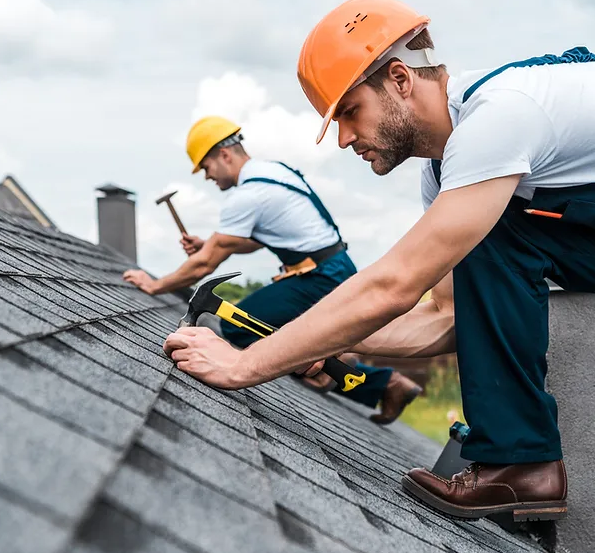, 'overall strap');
431,159,443,186
431,47,595,188
244,162,343,241
463,46,595,104
275,161,342,241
